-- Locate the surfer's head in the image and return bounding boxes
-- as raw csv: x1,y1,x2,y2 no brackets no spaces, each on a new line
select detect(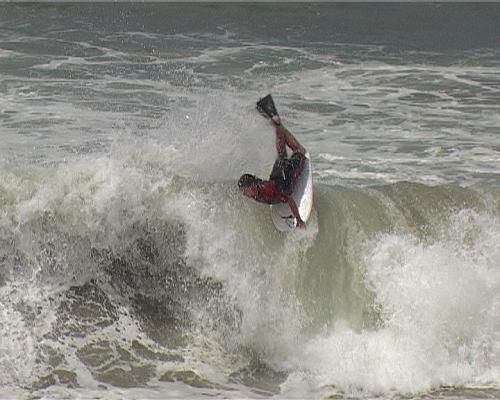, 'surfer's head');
238,173,261,198
238,174,258,189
